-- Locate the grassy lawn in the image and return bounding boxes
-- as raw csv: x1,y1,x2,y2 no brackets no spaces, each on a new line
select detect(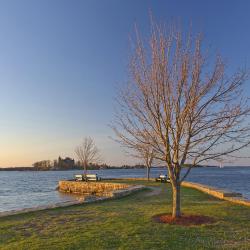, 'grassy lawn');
0,180,249,250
